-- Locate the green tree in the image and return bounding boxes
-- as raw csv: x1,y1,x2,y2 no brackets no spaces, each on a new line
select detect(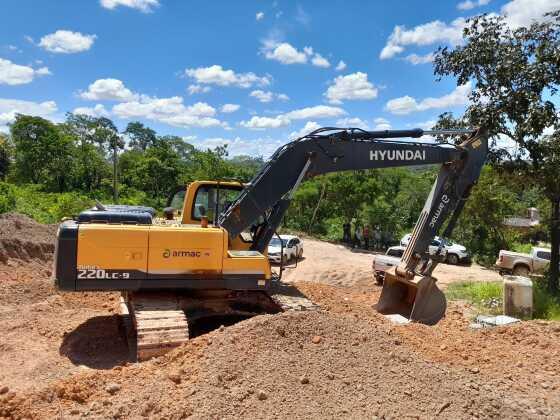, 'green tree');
159,135,196,161
434,12,560,291
120,138,181,202
0,133,12,180
124,121,157,151
11,115,75,192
